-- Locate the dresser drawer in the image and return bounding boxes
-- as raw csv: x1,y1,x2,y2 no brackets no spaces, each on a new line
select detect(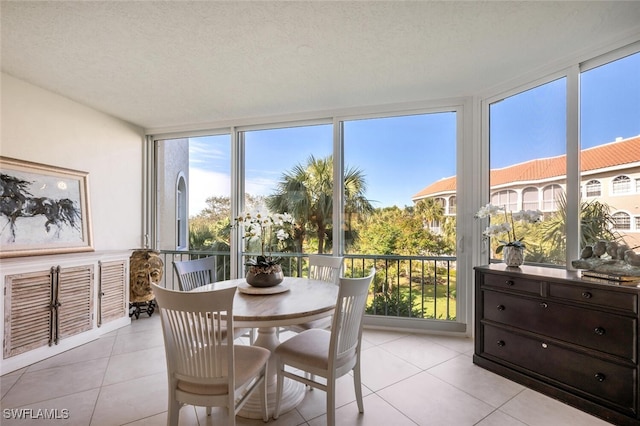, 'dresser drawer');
549,283,637,314
483,290,636,360
483,325,636,413
482,273,541,295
